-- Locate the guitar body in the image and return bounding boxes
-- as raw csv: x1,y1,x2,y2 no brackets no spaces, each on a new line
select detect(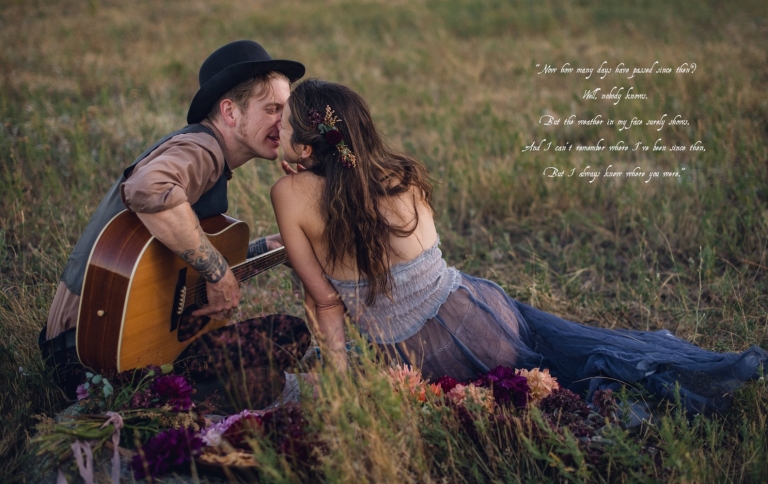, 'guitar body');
76,210,250,372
